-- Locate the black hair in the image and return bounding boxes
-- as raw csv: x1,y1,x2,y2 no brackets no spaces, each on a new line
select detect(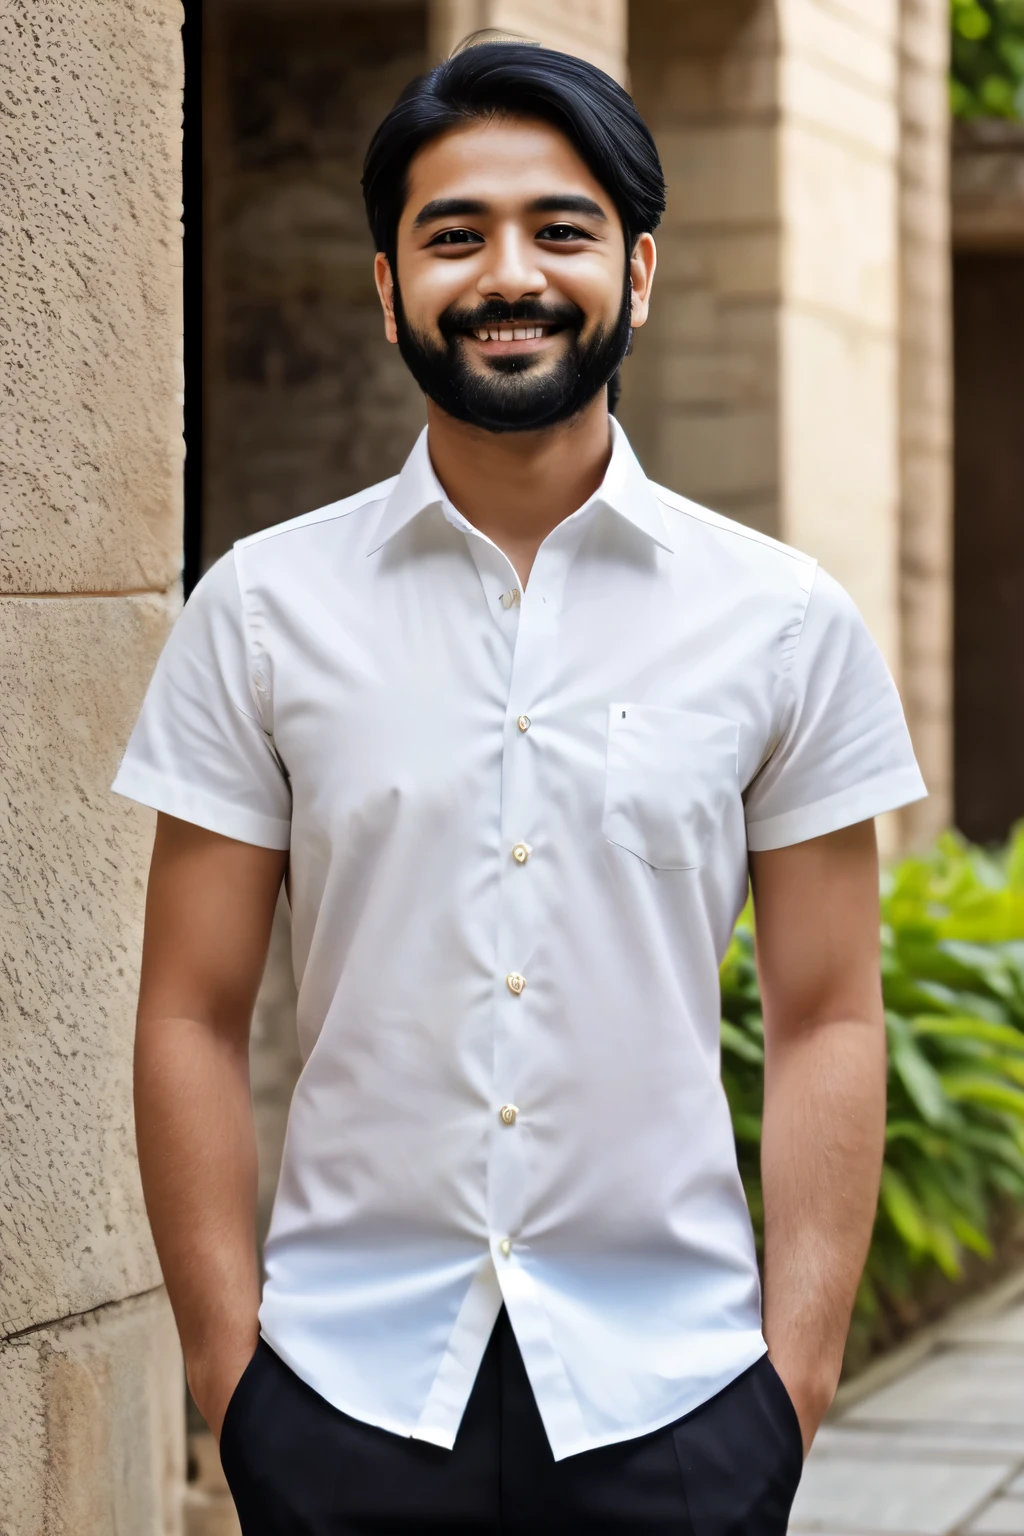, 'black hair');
361,41,666,271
